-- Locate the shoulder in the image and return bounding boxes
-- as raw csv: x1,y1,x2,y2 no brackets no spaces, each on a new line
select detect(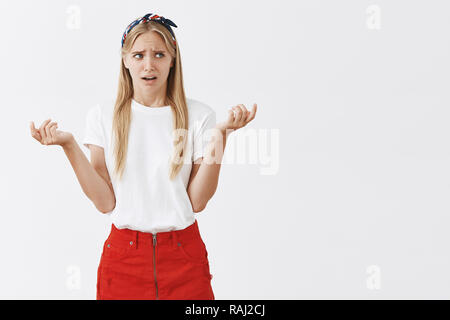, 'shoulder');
89,98,115,120
186,97,216,121
99,97,115,117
